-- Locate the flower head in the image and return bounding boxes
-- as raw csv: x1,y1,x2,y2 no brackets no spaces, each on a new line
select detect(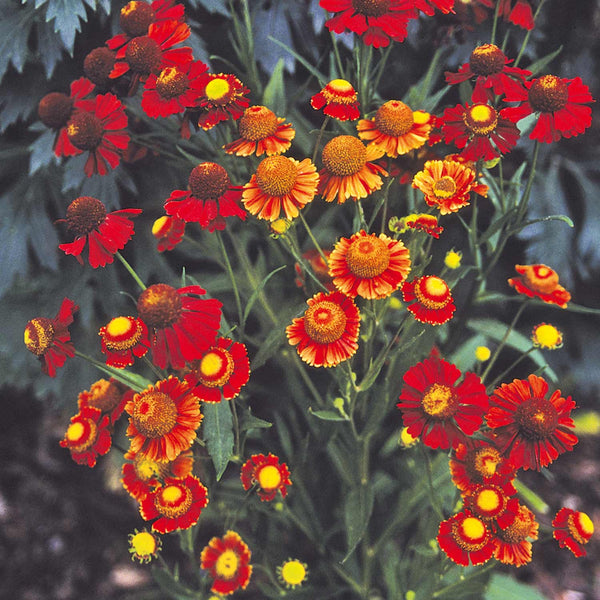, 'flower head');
83,47,117,87
437,510,495,566
311,79,360,121
492,502,539,567
240,453,292,501
194,73,250,130
152,215,185,251
99,316,151,368
444,250,462,269
128,528,162,563
531,323,563,350
475,345,491,362
553,508,594,557
277,559,308,589
498,0,535,30
77,378,131,424
294,249,335,292
508,264,571,308
401,275,456,325
286,290,360,368
464,482,520,530
393,213,443,238
60,406,112,467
